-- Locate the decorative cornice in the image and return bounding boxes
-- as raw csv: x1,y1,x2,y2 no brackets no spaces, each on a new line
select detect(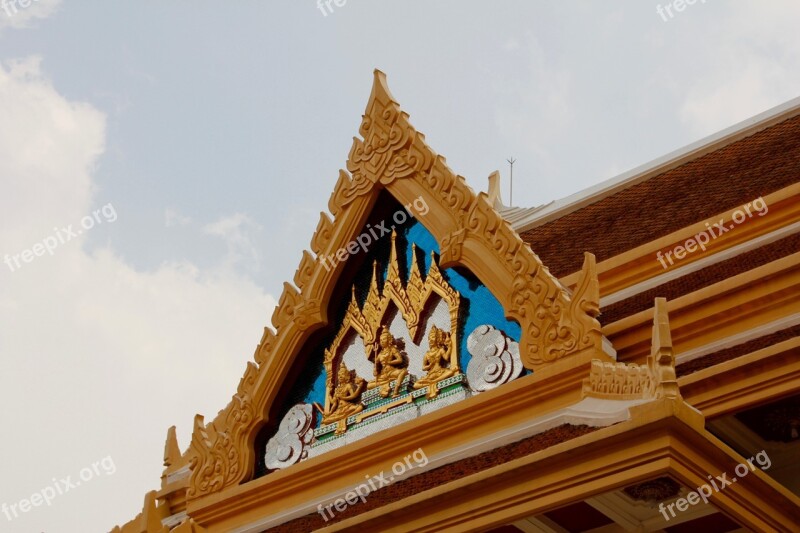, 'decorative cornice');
583,298,678,401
